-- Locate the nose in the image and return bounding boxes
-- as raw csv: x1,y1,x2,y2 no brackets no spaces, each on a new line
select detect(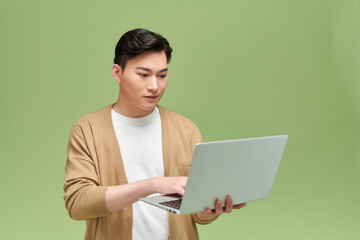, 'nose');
147,76,159,93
